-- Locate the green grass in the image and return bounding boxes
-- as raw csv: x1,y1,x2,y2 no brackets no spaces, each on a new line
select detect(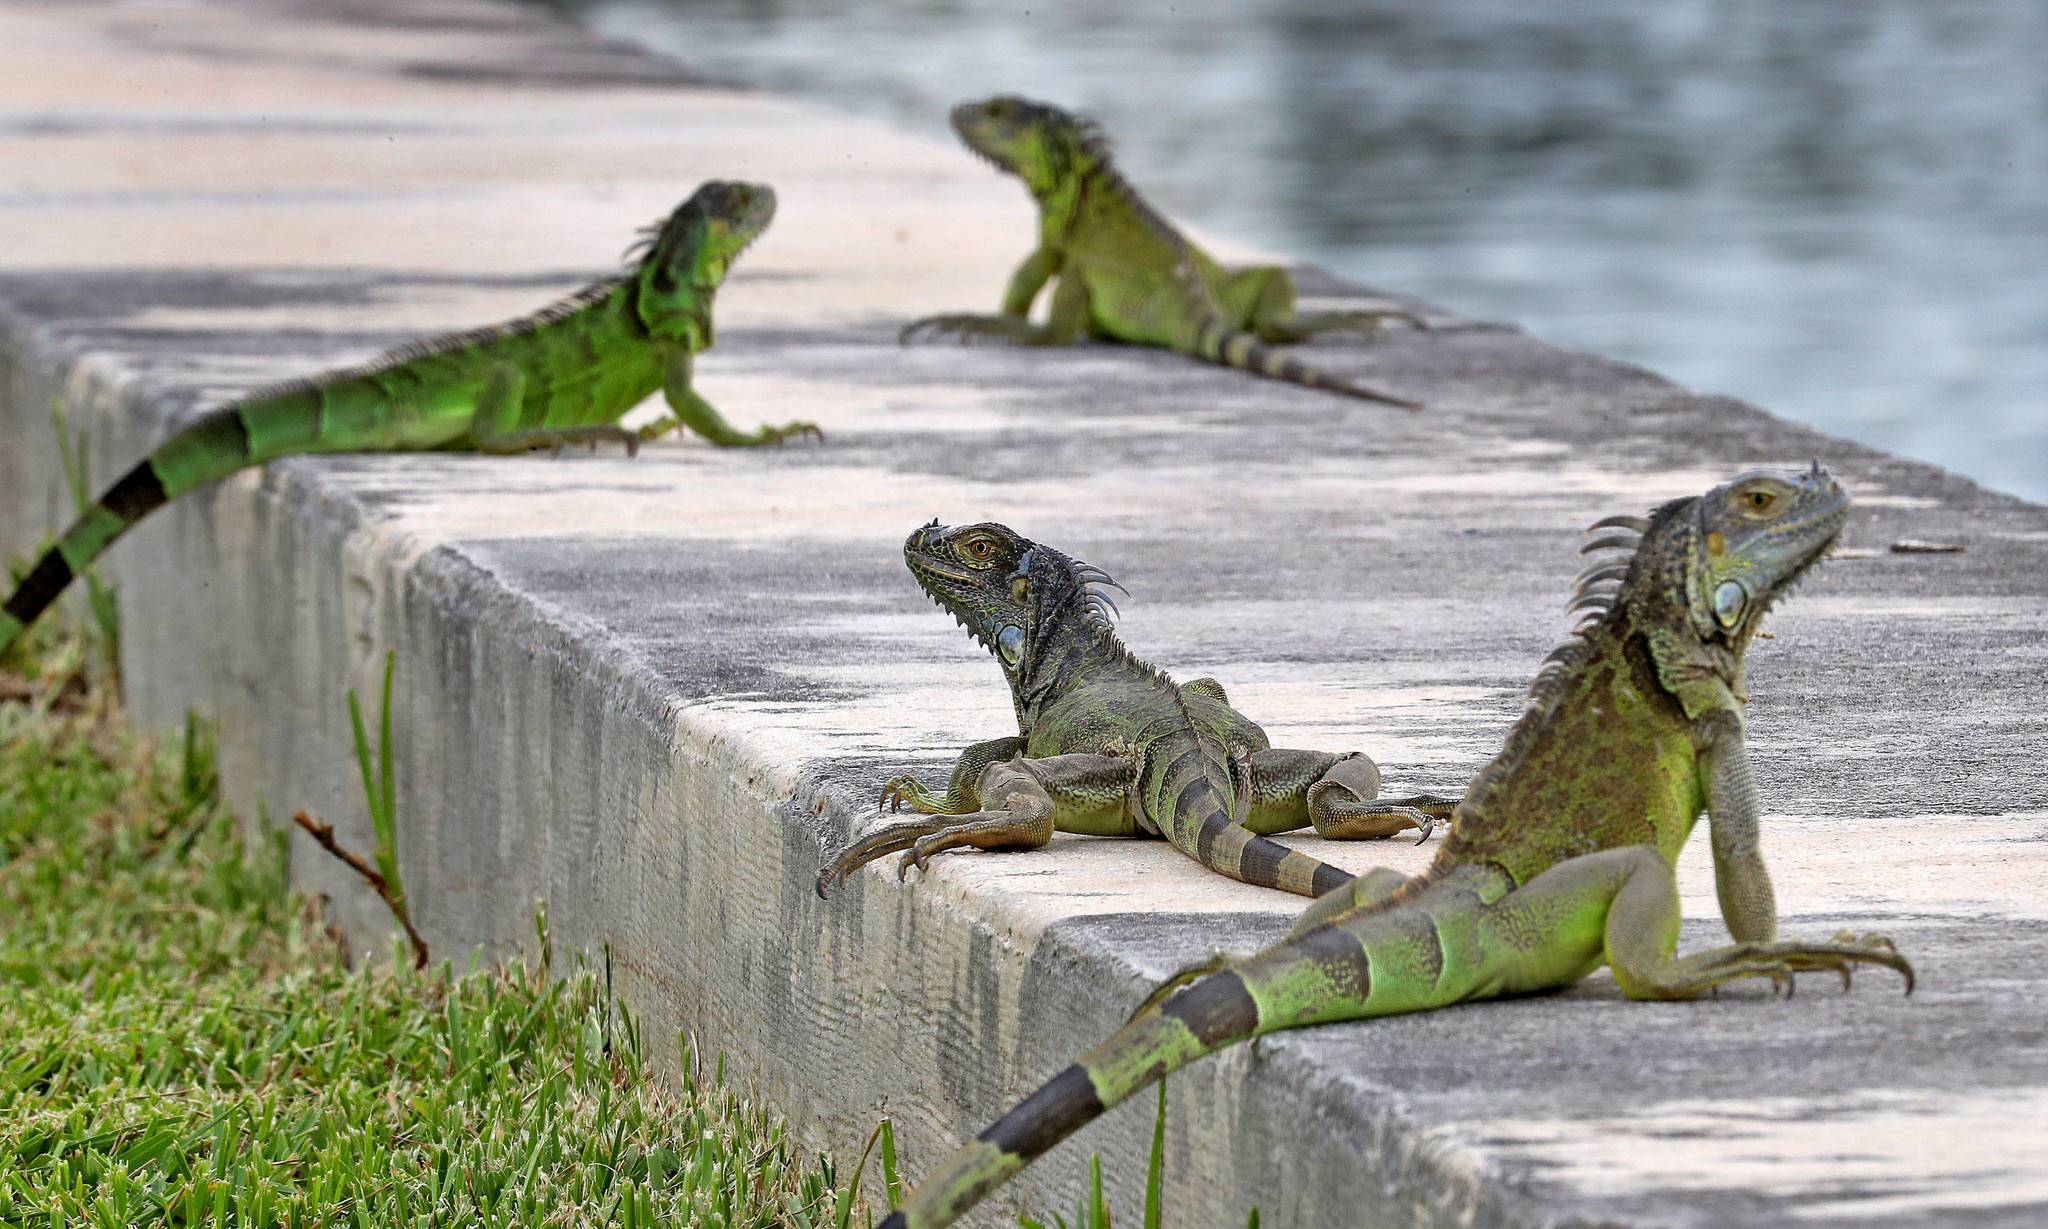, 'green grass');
0,630,865,1227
